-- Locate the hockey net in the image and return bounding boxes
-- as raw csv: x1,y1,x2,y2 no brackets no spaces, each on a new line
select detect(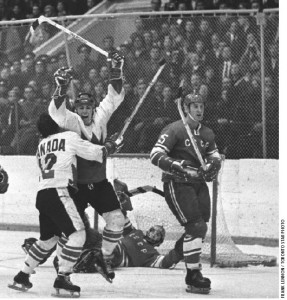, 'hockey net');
104,155,276,268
